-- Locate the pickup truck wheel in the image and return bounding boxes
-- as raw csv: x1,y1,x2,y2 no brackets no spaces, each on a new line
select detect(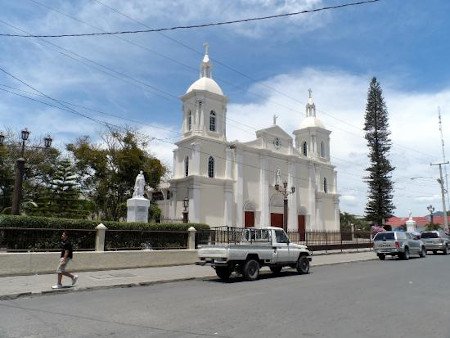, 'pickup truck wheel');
296,256,310,274
243,259,260,281
419,246,426,258
402,247,410,260
377,254,385,260
270,266,282,274
215,266,232,281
